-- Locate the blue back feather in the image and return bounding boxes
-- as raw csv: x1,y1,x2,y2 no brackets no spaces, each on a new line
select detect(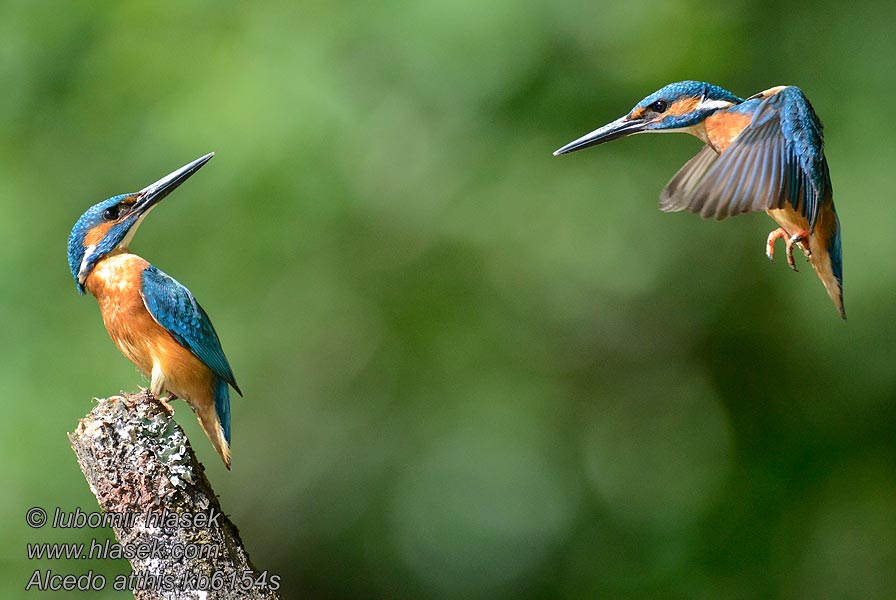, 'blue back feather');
214,378,231,443
773,87,826,195
774,87,831,235
140,265,241,397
